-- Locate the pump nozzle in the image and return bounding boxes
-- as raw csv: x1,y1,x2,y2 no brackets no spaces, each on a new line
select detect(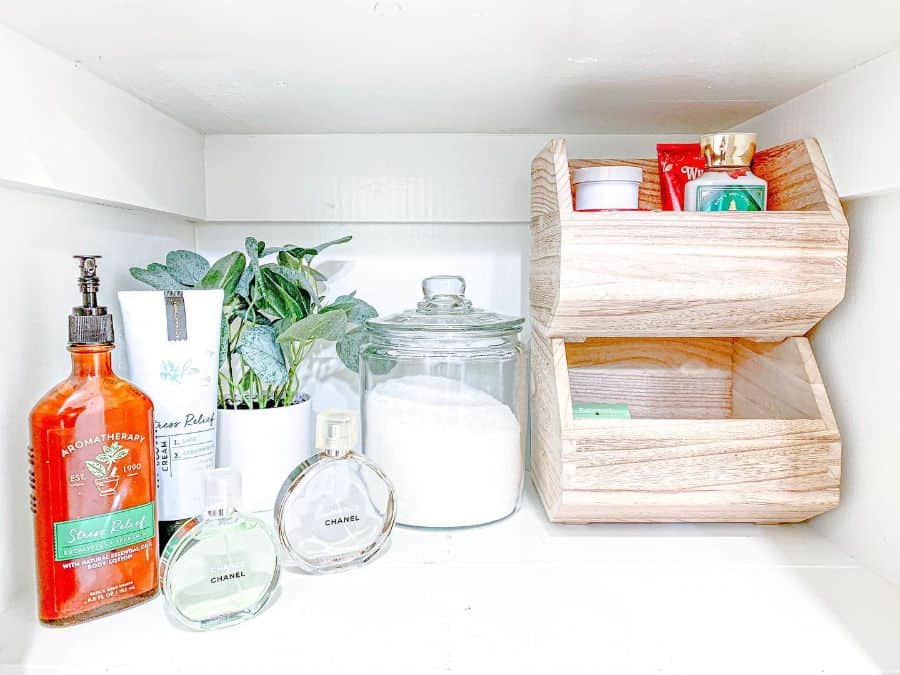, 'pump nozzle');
69,255,114,345
73,255,102,310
